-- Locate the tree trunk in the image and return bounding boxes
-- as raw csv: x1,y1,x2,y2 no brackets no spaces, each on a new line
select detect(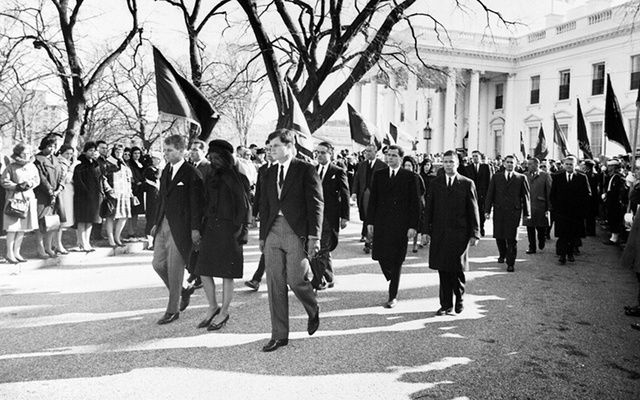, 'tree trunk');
64,96,85,148
188,32,202,88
